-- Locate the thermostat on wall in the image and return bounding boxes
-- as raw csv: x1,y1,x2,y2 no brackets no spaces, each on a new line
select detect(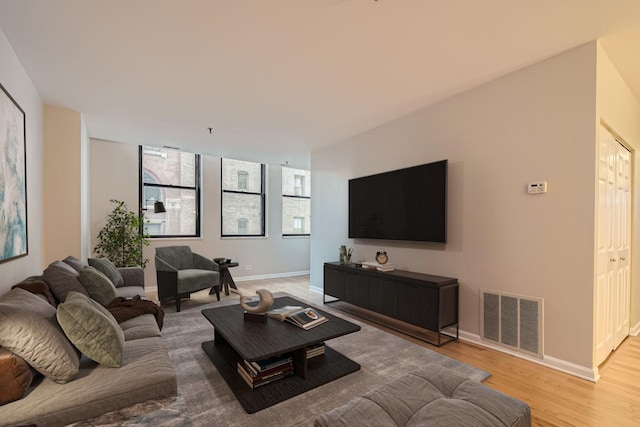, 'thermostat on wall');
528,182,547,194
